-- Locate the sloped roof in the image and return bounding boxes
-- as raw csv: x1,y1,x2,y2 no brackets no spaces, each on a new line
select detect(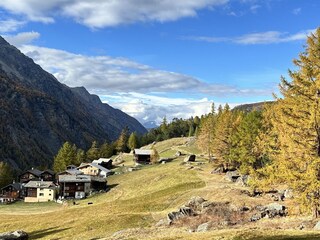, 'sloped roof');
58,169,84,176
59,175,91,183
134,149,152,155
41,169,55,175
90,163,111,173
24,181,55,189
1,182,23,191
78,163,111,174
